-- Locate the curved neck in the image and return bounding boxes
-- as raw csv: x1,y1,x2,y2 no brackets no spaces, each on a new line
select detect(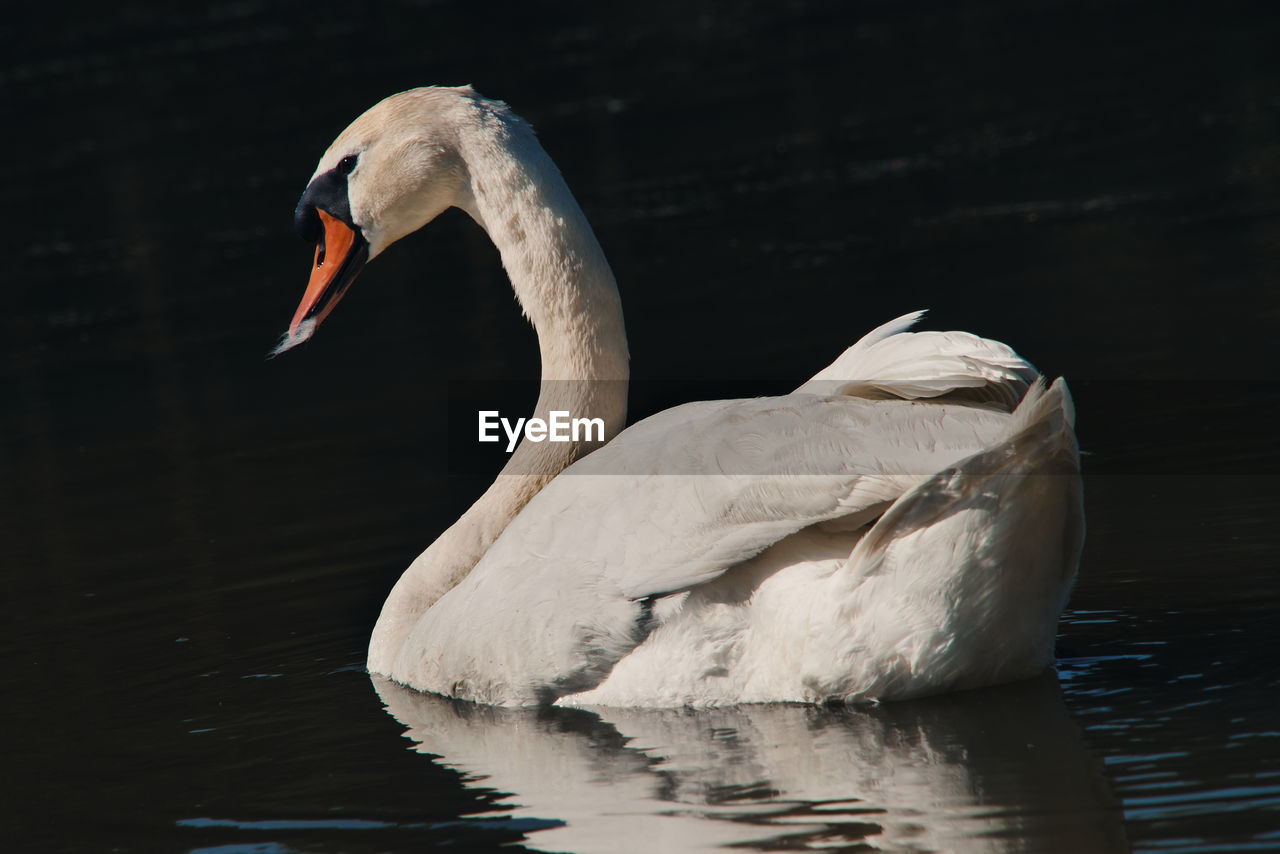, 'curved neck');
369,94,629,674
454,96,630,472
